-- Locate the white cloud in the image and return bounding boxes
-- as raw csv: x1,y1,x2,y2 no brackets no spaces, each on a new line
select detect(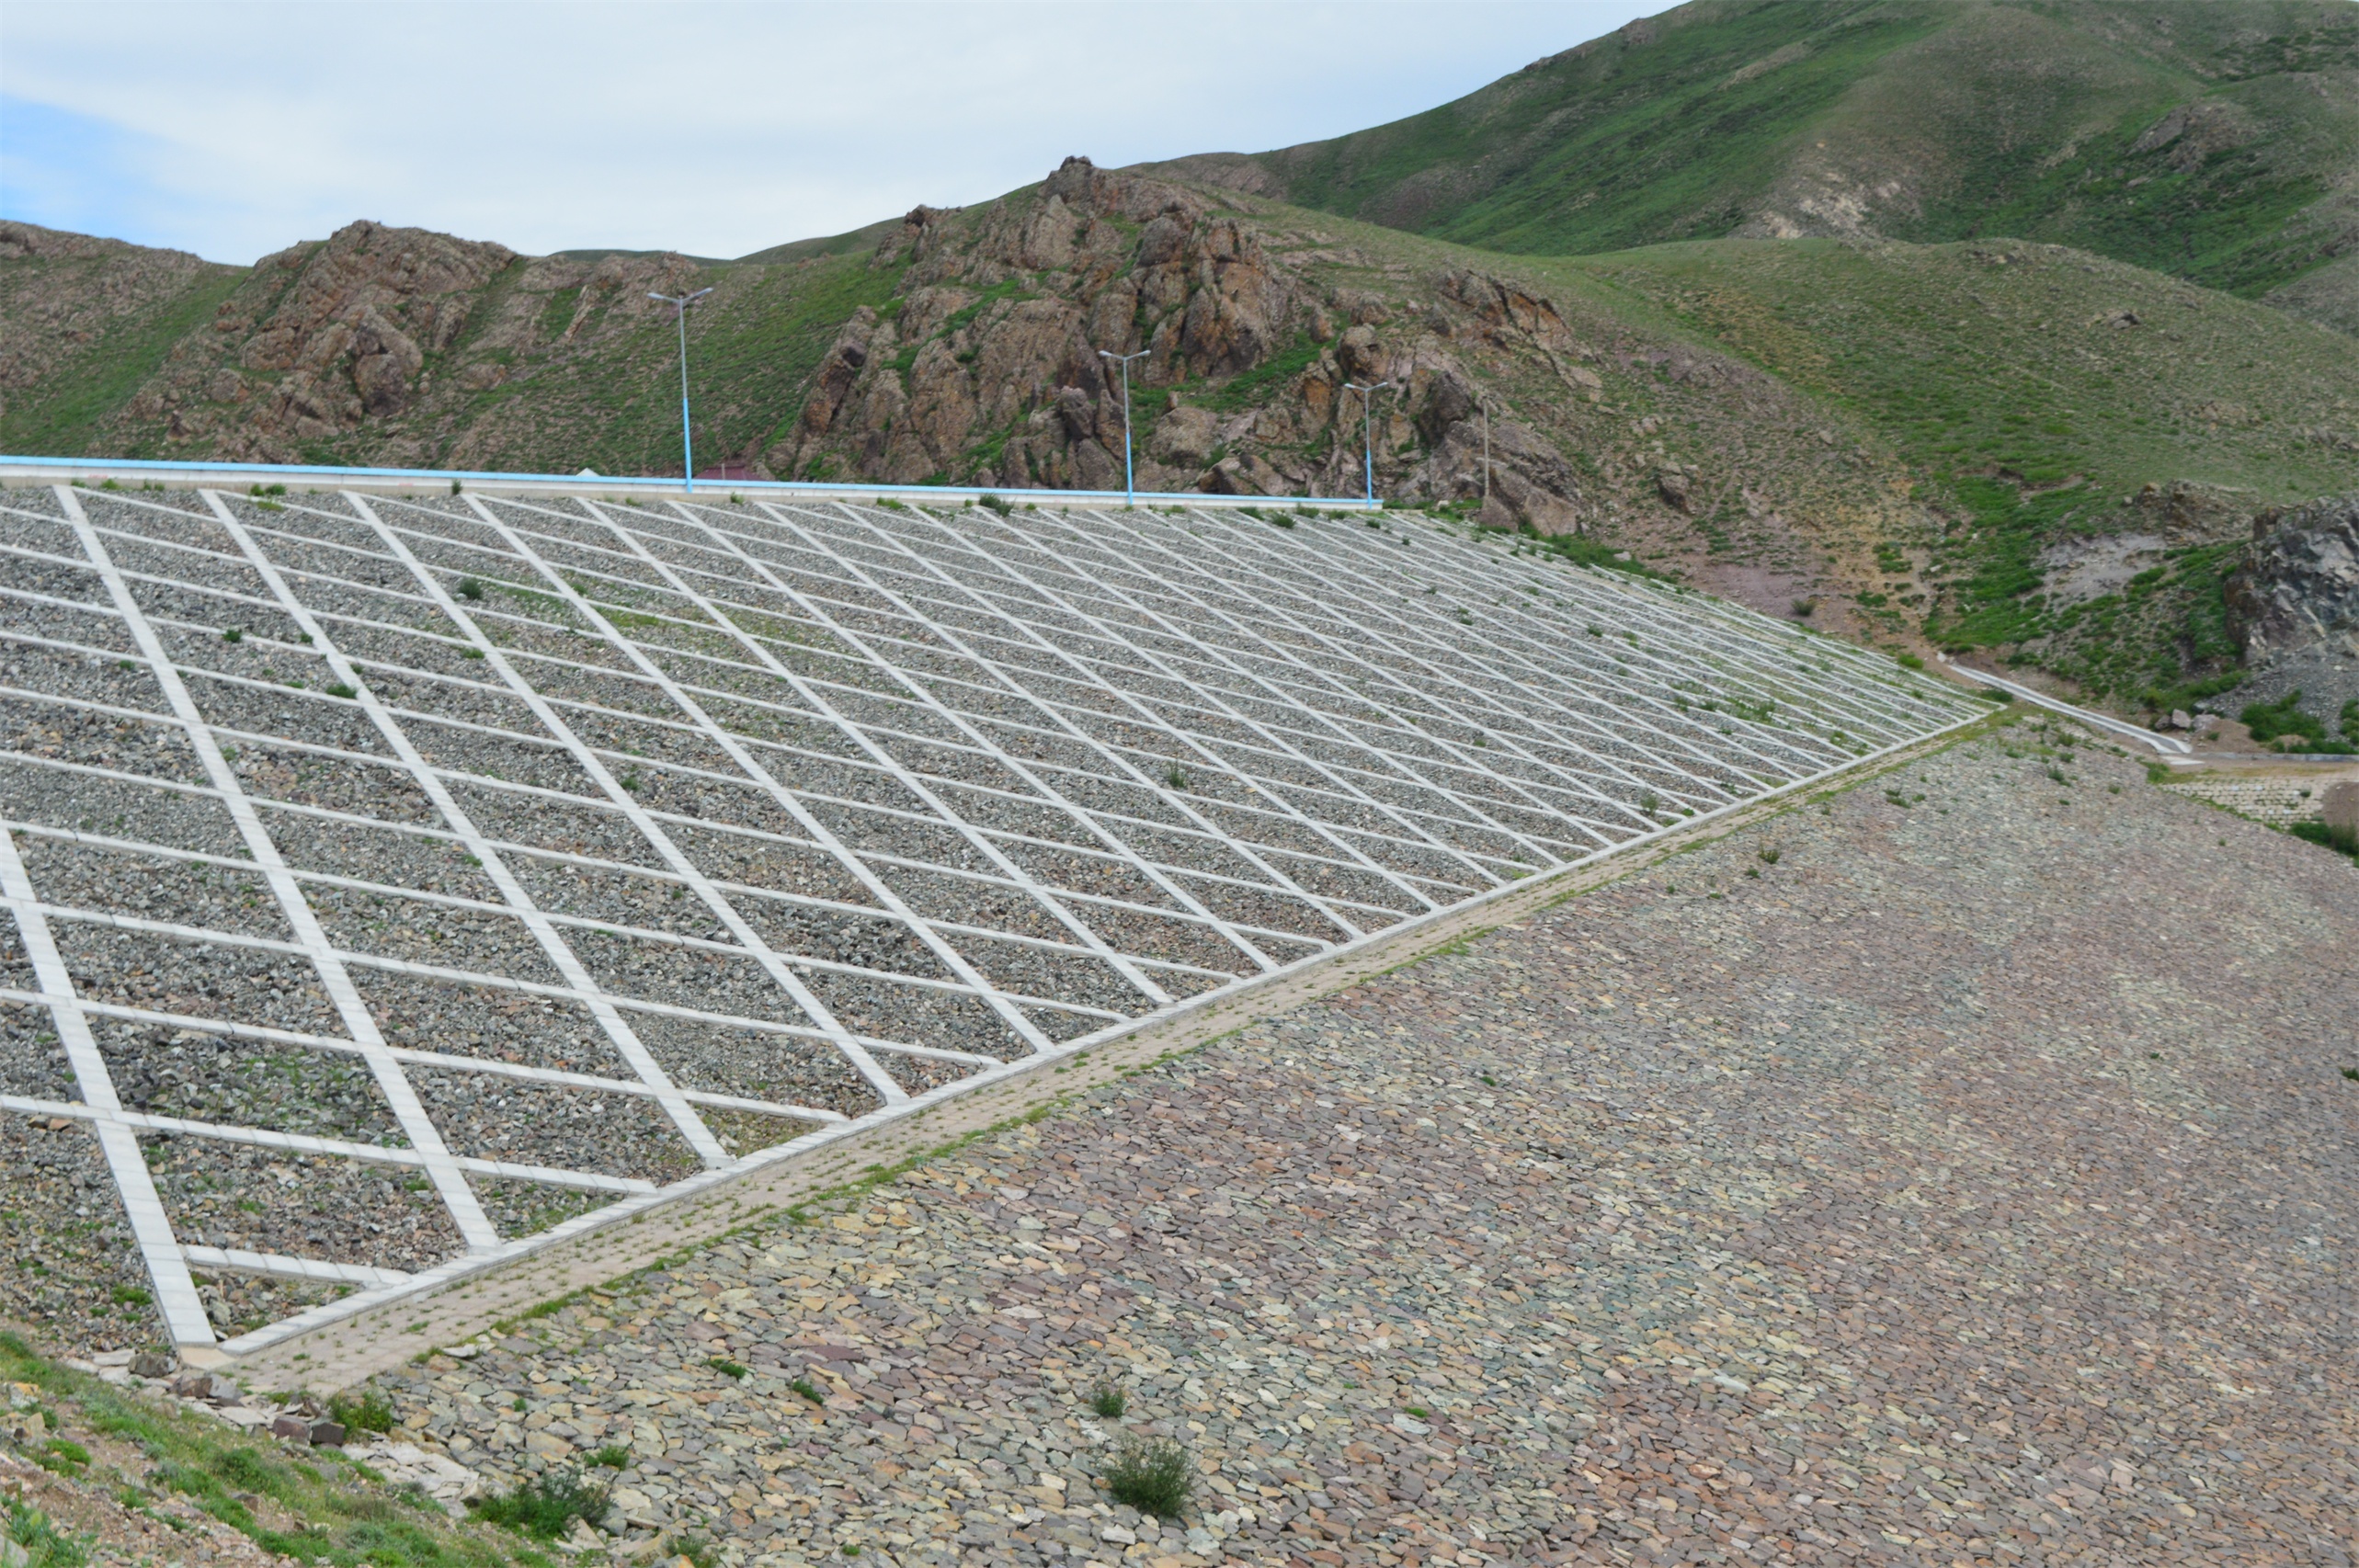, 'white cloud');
1,0,1650,262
